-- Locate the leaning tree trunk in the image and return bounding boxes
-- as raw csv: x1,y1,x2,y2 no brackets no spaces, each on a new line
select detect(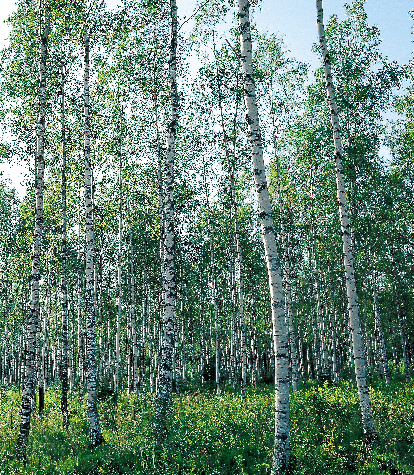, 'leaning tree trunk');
60,64,69,429
316,0,376,441
155,0,178,444
84,29,104,448
15,6,50,461
238,1,289,473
